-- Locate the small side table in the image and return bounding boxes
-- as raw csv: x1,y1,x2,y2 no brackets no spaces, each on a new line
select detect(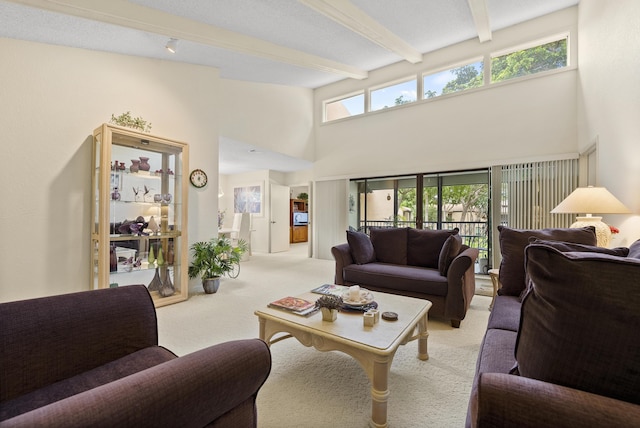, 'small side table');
488,269,501,311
